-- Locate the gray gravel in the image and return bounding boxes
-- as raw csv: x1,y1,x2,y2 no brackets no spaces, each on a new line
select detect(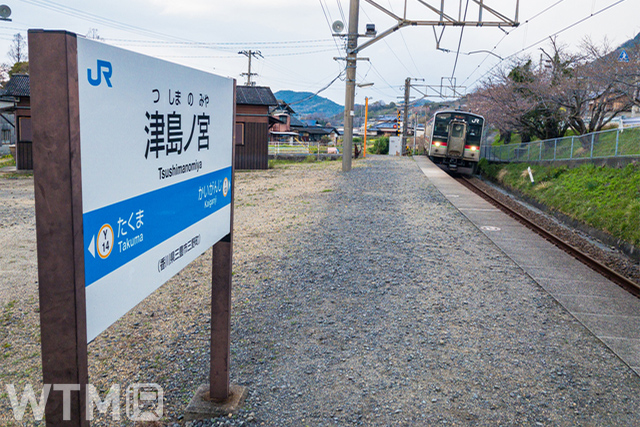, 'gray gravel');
1,156,640,426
